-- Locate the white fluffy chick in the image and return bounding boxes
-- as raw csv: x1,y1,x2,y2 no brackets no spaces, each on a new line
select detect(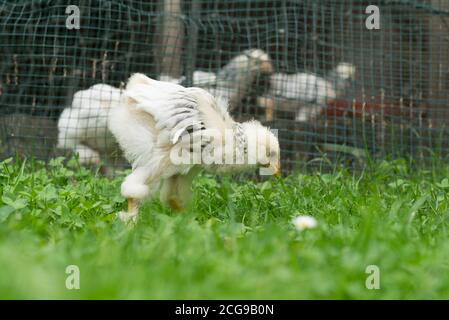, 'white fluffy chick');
108,73,280,223
57,84,122,165
261,62,356,121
